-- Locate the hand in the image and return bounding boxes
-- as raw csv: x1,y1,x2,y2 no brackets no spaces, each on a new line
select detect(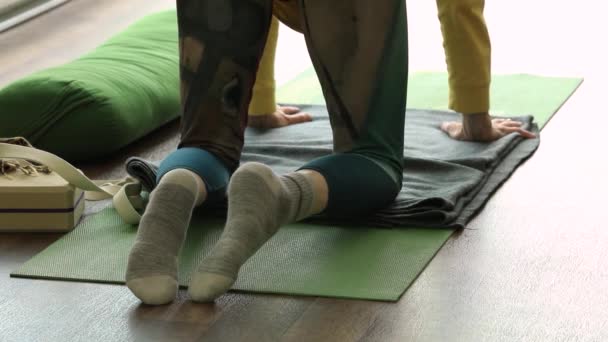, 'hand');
441,113,536,142
248,106,313,129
